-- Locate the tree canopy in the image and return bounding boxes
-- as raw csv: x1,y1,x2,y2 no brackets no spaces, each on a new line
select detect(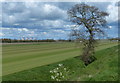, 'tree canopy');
67,3,109,66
